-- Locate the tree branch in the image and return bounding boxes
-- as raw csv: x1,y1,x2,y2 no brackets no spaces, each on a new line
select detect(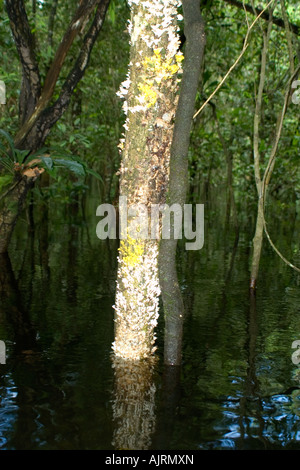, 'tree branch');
42,0,100,105
222,0,300,36
5,0,41,121
13,0,105,148
34,0,110,145
21,0,110,151
261,65,300,274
